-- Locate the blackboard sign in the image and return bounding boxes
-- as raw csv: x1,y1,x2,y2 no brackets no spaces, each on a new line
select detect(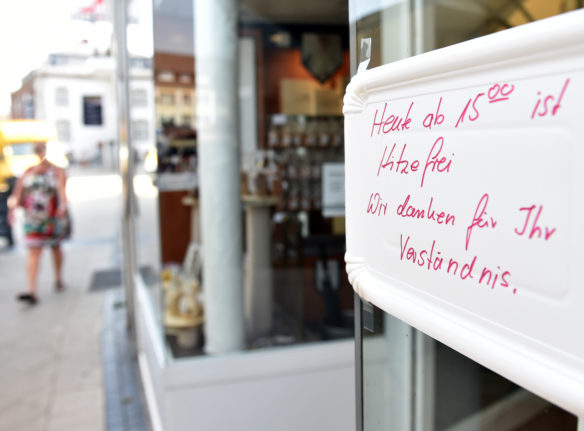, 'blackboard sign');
344,10,584,415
